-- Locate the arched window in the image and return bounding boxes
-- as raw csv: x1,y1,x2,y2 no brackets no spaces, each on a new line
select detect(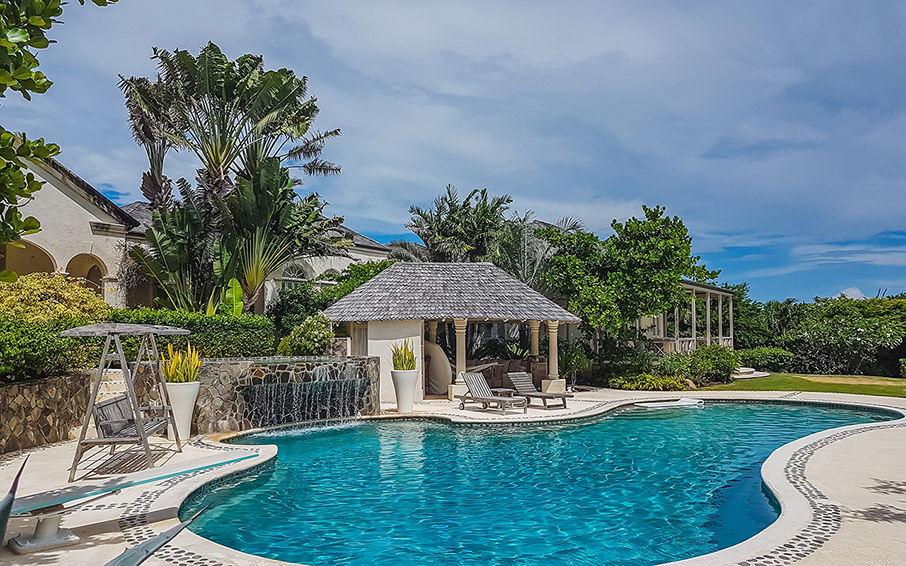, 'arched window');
281,263,310,289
